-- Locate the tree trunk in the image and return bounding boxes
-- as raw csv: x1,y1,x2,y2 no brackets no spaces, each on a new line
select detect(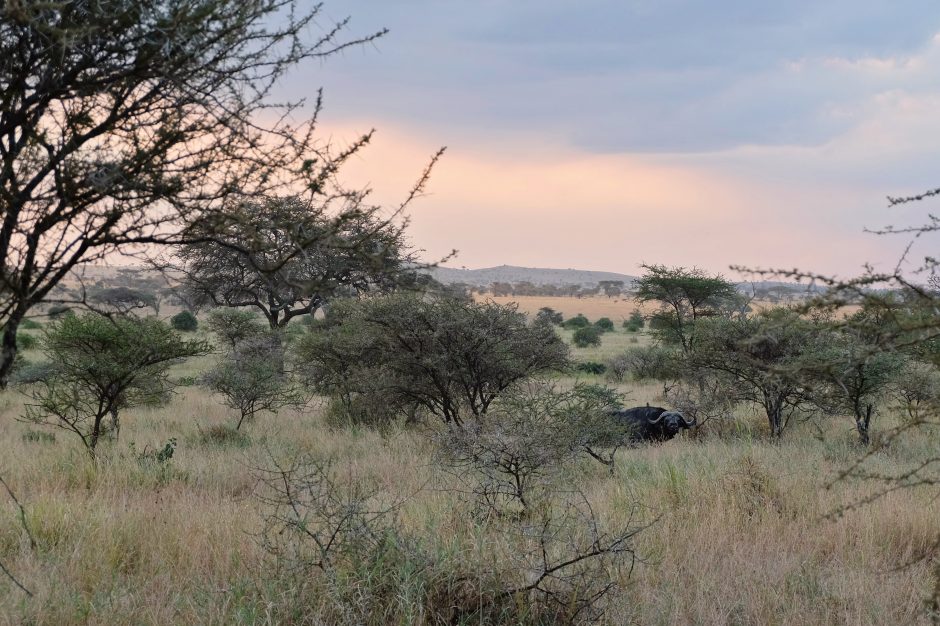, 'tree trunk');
109,406,121,441
0,315,23,390
88,415,104,457
855,404,872,446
